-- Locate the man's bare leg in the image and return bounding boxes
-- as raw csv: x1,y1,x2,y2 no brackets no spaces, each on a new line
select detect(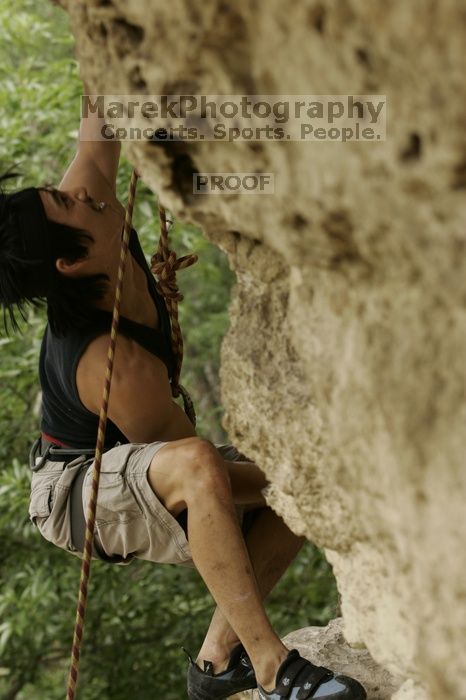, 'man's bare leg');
149,443,293,691
195,505,305,673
